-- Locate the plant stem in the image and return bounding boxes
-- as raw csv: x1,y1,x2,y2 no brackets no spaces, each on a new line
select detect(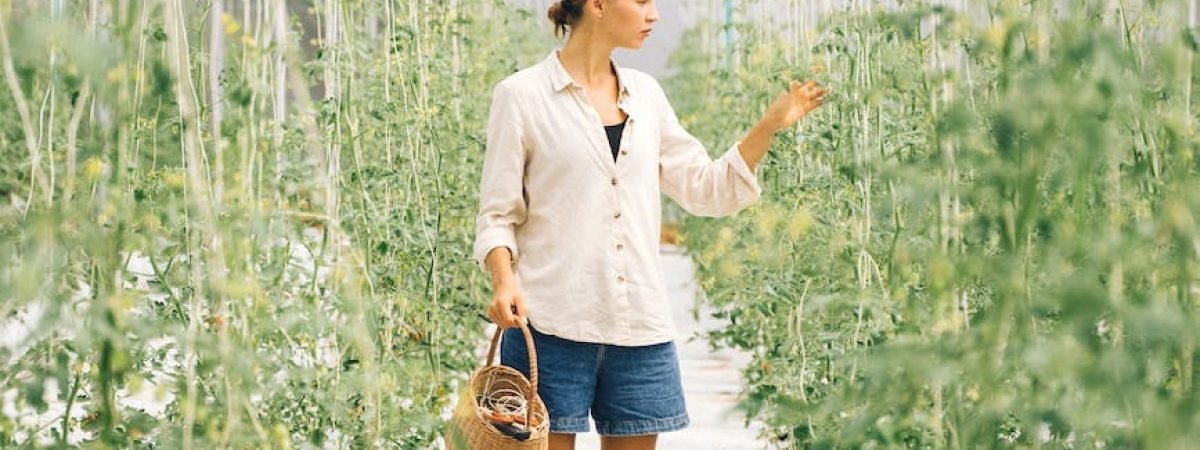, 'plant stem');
0,6,50,213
